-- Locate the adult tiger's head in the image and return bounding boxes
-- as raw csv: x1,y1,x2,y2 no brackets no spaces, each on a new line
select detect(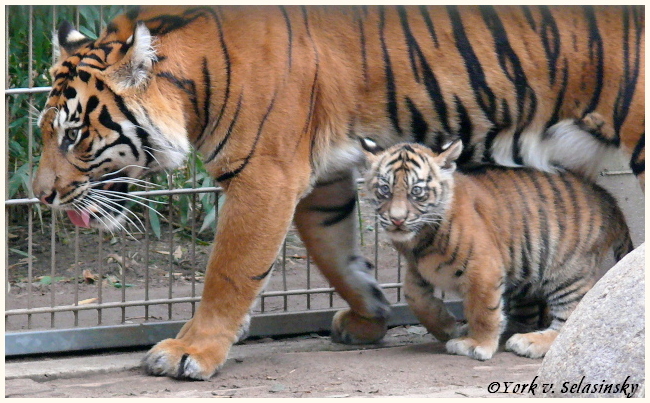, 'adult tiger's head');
361,138,462,243
32,18,190,230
